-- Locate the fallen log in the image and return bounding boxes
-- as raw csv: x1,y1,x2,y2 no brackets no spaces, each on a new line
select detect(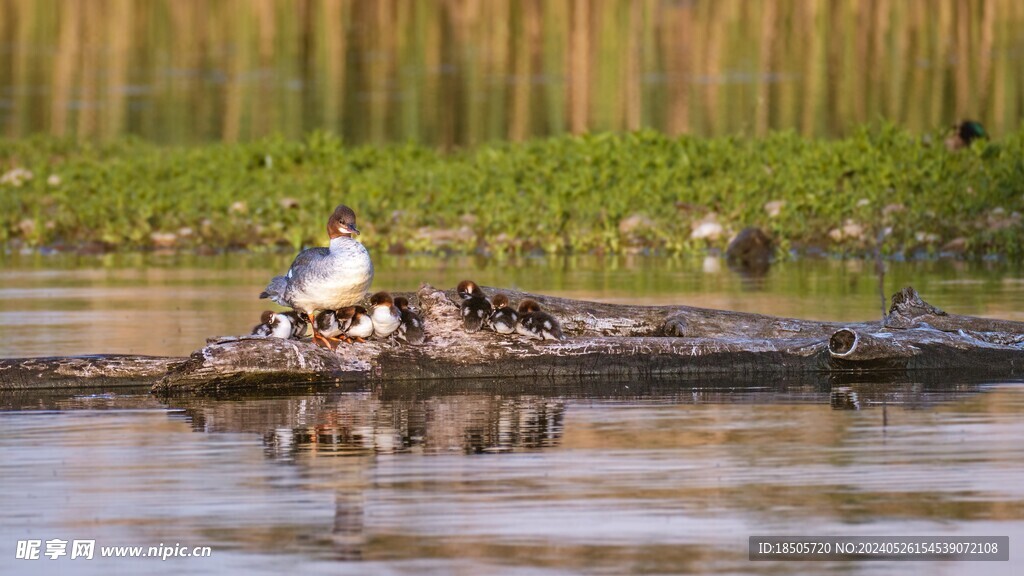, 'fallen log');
3,285,1023,393
150,284,1024,393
